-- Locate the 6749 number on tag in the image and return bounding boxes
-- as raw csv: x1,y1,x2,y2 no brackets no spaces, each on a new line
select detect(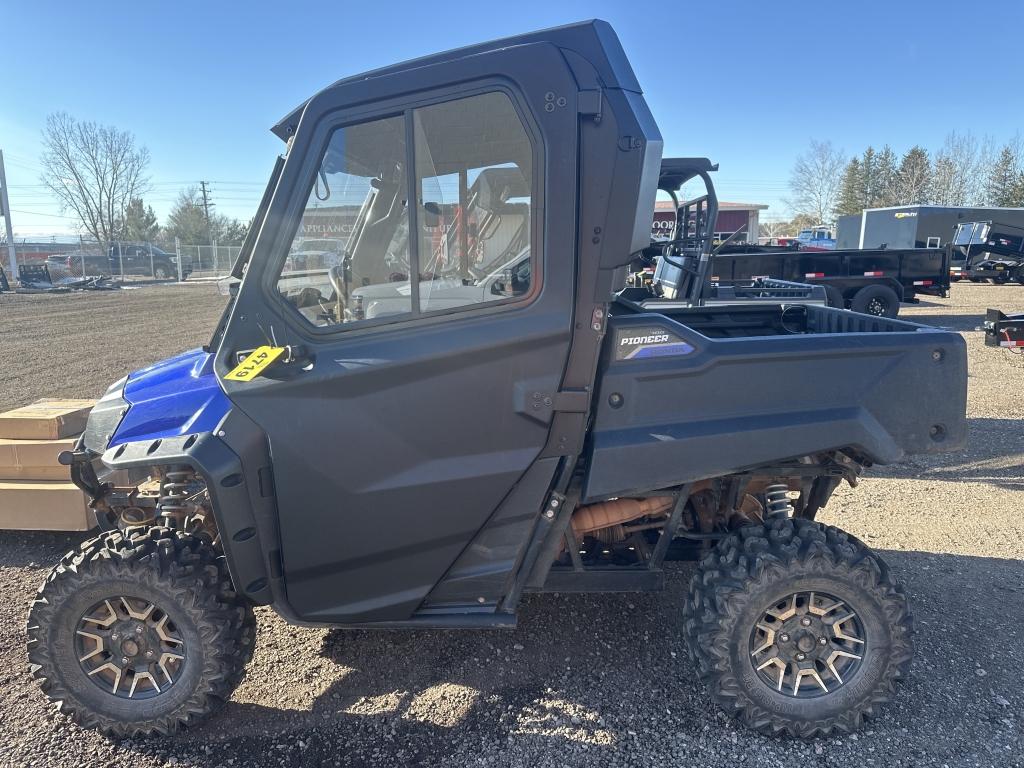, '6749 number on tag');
224,346,286,382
